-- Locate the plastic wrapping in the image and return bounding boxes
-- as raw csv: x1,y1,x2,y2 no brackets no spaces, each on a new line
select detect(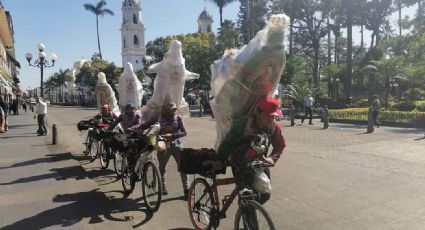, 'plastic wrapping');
211,14,290,148
95,72,120,114
118,62,144,109
141,40,199,120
